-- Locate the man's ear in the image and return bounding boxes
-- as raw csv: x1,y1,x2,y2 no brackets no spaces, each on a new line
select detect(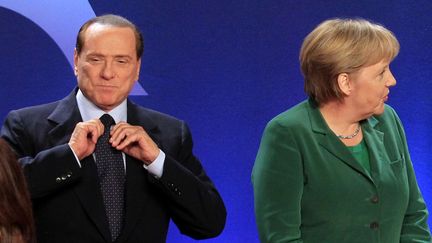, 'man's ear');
135,58,141,81
73,48,79,76
337,73,351,95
